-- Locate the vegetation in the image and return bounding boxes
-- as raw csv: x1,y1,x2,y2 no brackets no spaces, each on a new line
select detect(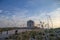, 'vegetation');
4,28,60,40
0,27,20,32
0,28,60,40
